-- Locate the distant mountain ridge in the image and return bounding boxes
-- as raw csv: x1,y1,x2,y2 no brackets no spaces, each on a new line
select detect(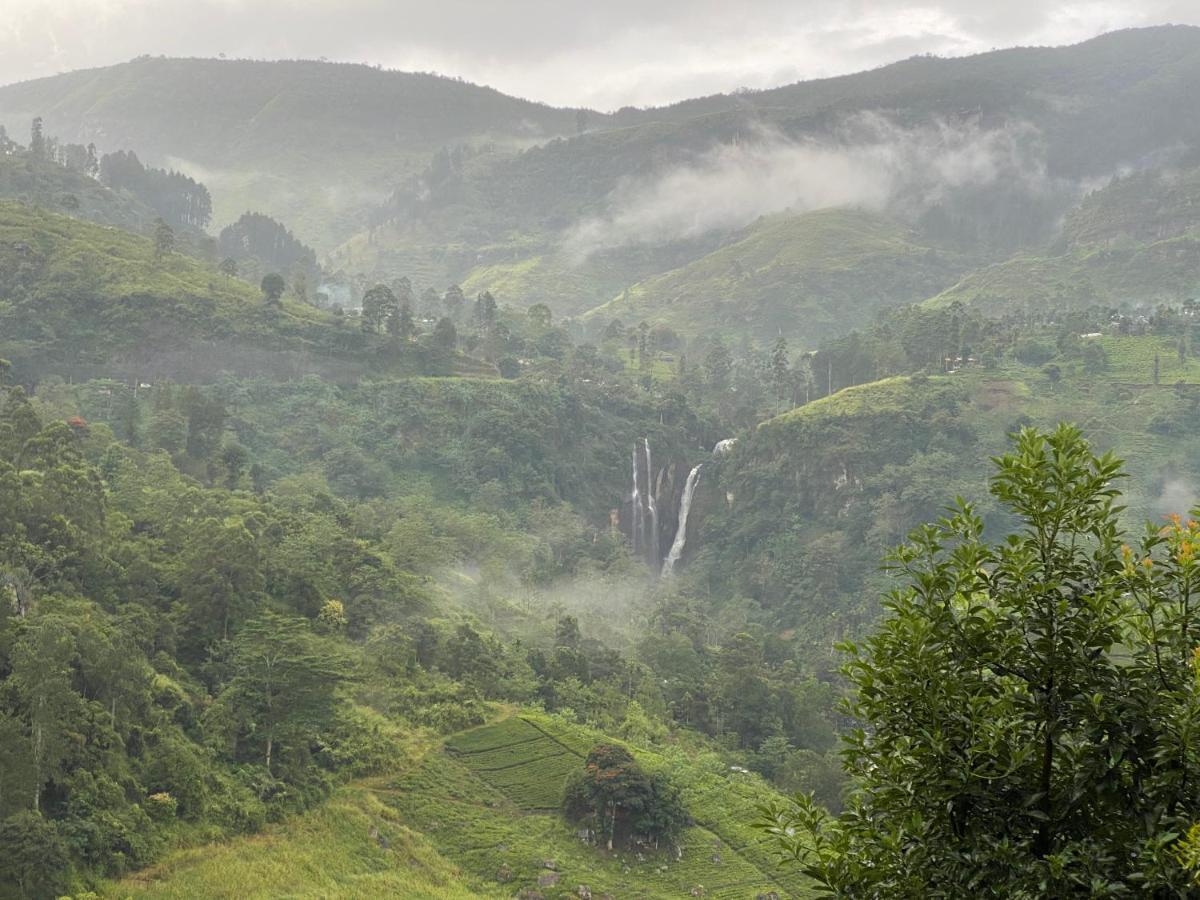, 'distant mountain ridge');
5,26,1200,338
